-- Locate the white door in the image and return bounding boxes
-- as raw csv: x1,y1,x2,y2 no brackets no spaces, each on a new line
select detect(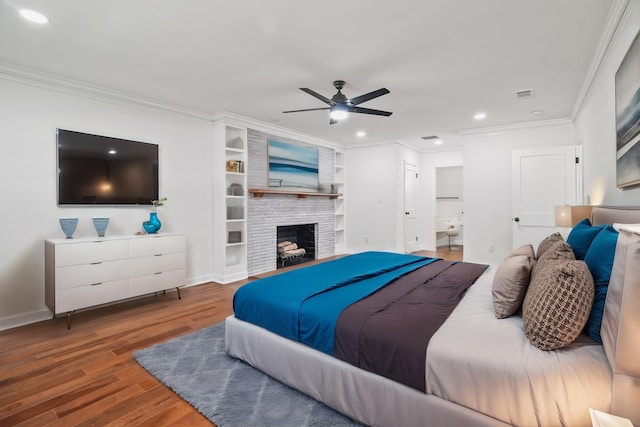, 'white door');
404,162,419,253
512,146,577,250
